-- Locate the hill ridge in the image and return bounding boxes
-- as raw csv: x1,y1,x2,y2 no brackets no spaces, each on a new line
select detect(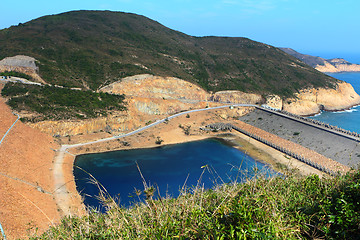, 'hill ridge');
0,10,336,97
